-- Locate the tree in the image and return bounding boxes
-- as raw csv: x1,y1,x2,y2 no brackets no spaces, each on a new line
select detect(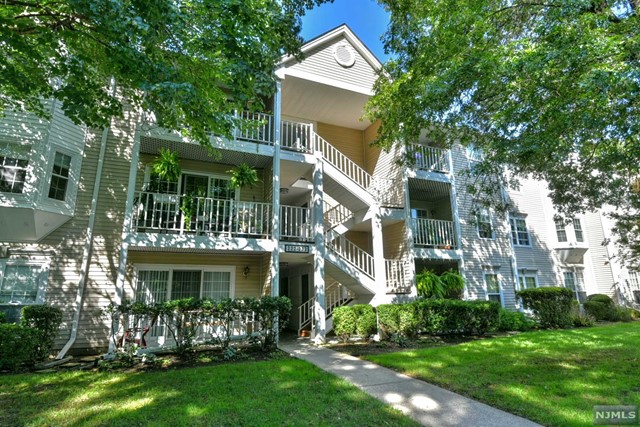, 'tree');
367,0,640,263
1,0,328,143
